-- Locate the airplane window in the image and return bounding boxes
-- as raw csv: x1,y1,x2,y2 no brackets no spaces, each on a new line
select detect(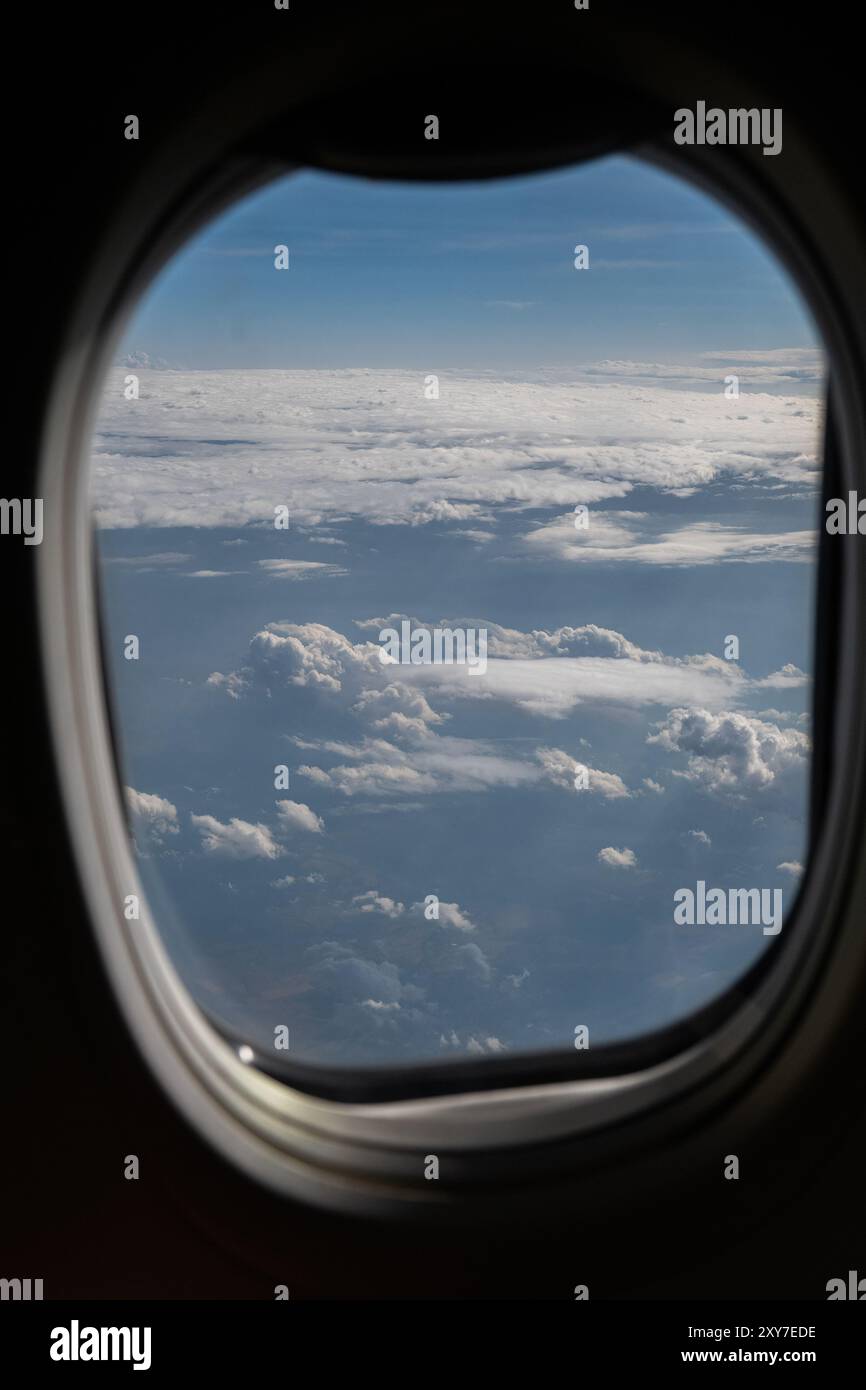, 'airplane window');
89,155,825,1078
